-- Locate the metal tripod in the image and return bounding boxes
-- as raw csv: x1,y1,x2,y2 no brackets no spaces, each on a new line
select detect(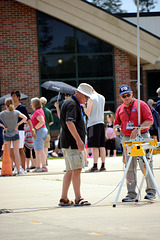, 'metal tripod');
113,139,160,207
